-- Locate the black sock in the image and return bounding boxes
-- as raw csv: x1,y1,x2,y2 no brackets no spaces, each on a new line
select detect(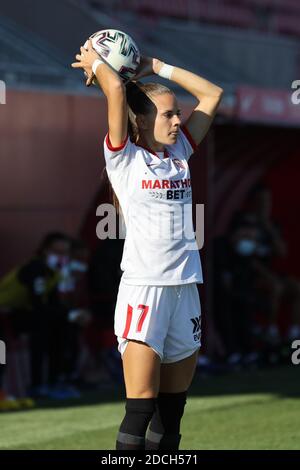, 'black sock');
146,391,187,450
116,397,156,450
